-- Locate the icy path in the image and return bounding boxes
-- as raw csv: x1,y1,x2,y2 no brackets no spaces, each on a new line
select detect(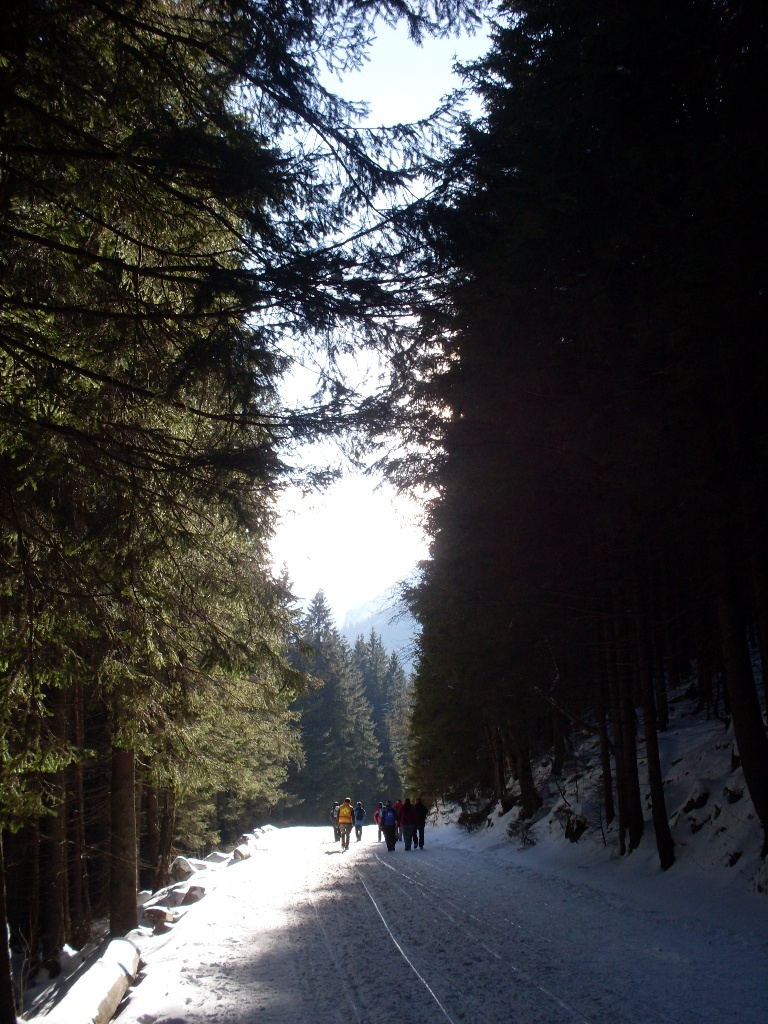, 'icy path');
116,825,768,1024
